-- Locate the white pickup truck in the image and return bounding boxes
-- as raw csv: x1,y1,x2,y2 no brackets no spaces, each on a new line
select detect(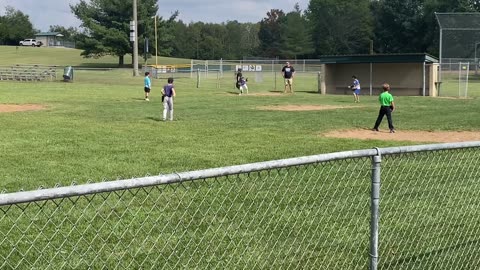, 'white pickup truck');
19,39,42,47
